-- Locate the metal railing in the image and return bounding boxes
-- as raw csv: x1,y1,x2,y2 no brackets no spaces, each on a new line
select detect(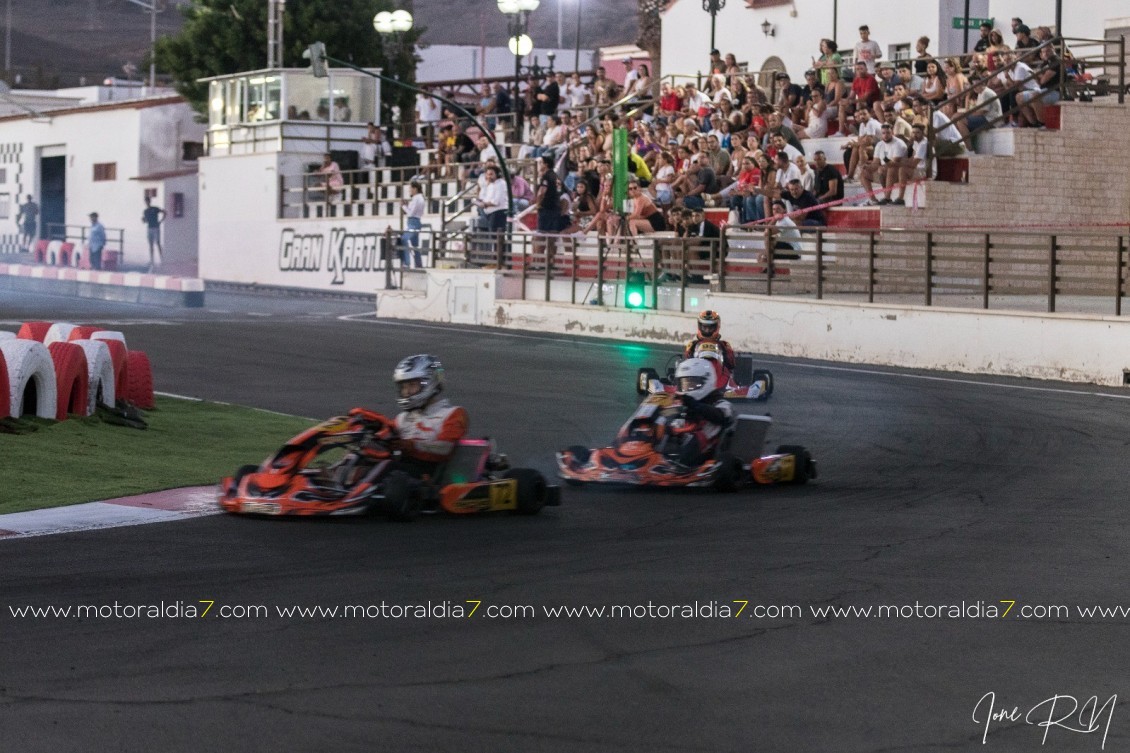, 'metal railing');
380,226,1129,316
45,223,126,258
